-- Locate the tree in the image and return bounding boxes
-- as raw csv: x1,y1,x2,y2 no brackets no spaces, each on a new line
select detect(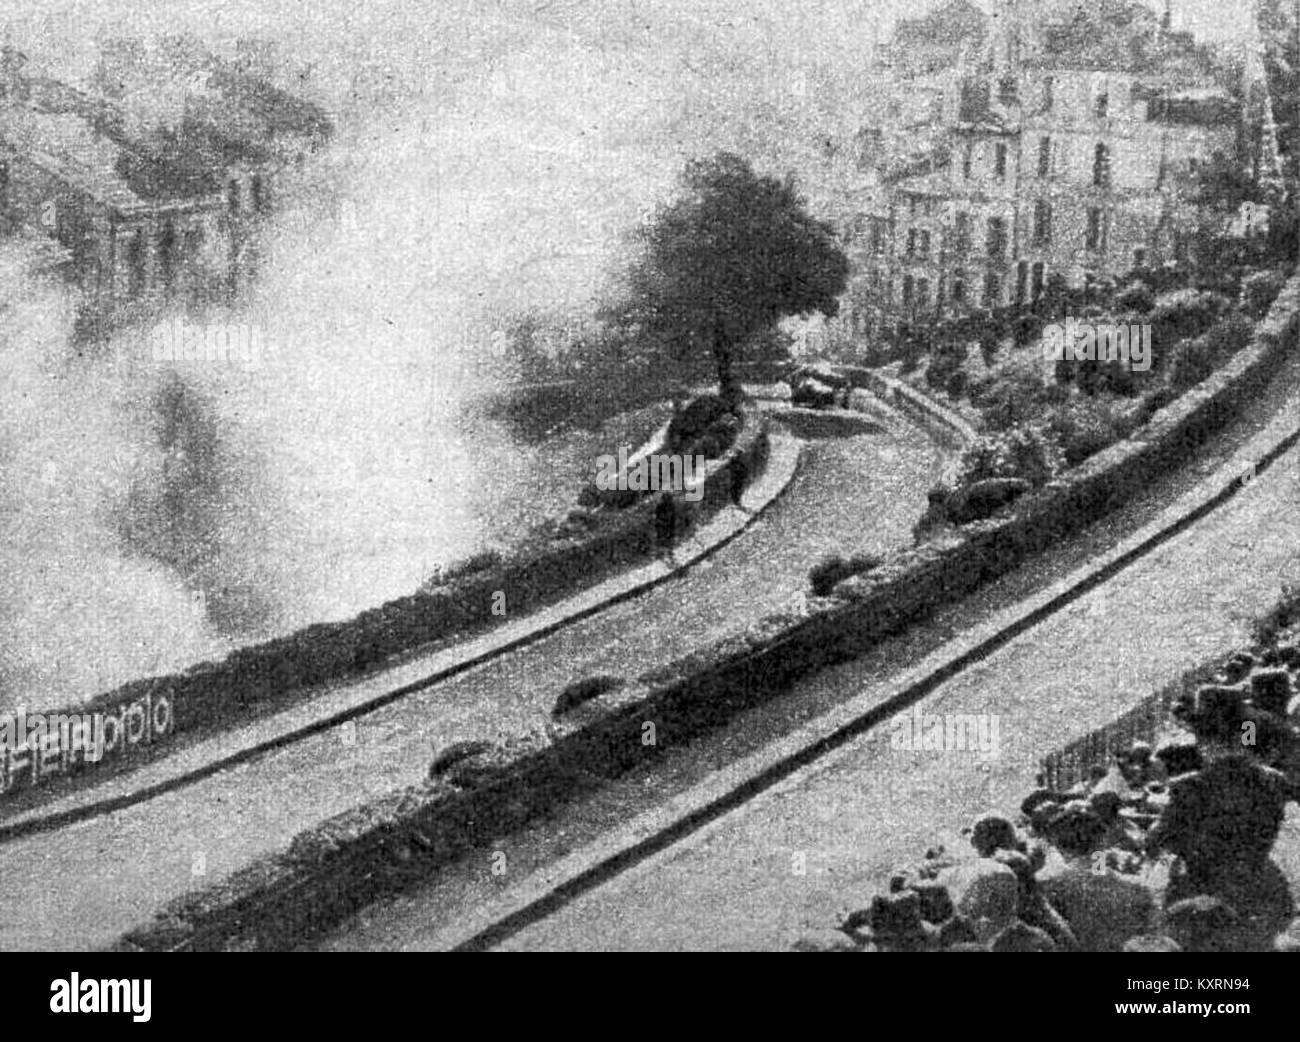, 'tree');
619,152,849,403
